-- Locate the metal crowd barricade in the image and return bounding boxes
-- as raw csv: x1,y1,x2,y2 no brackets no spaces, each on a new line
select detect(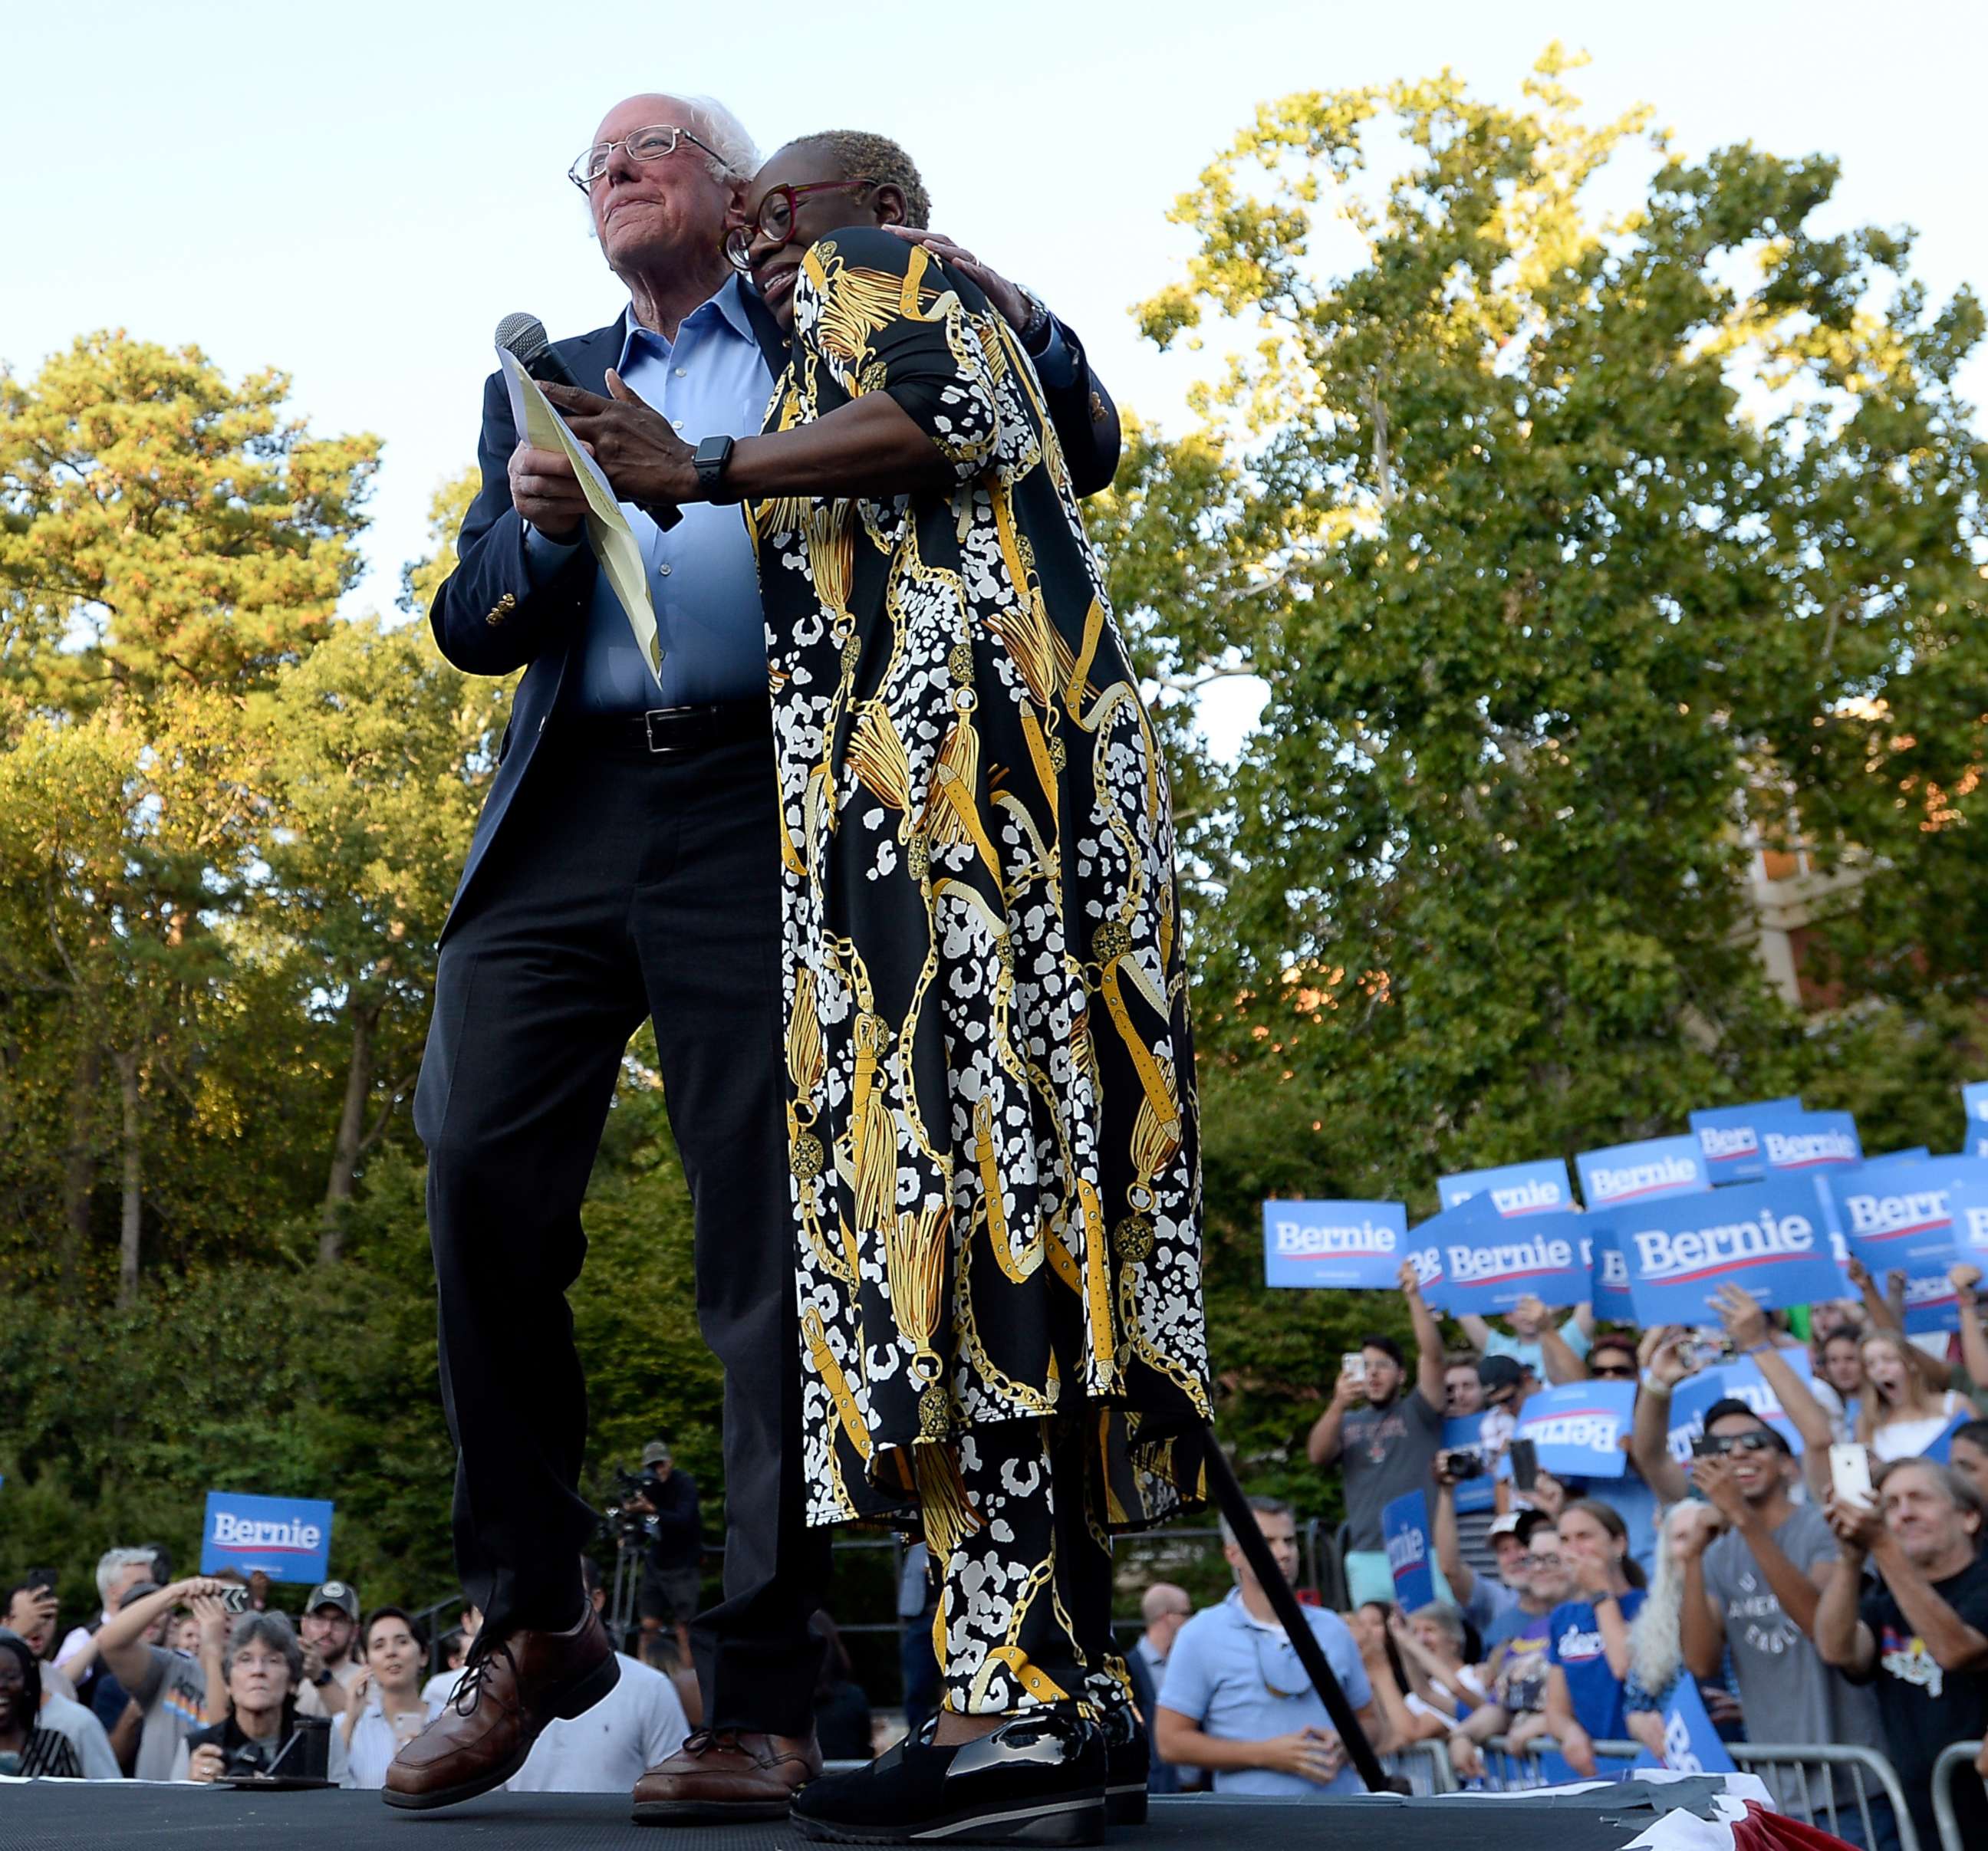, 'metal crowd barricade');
1463,1734,1642,1792
1382,1741,1458,1795
1930,1740,1984,1851
1723,1741,1921,1851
